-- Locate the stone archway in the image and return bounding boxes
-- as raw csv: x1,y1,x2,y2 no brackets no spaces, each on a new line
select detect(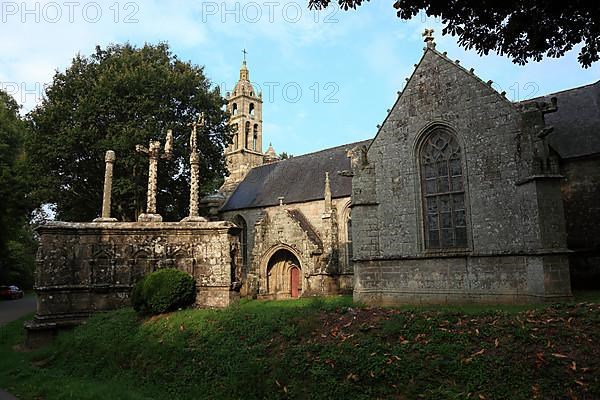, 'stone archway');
266,249,302,299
